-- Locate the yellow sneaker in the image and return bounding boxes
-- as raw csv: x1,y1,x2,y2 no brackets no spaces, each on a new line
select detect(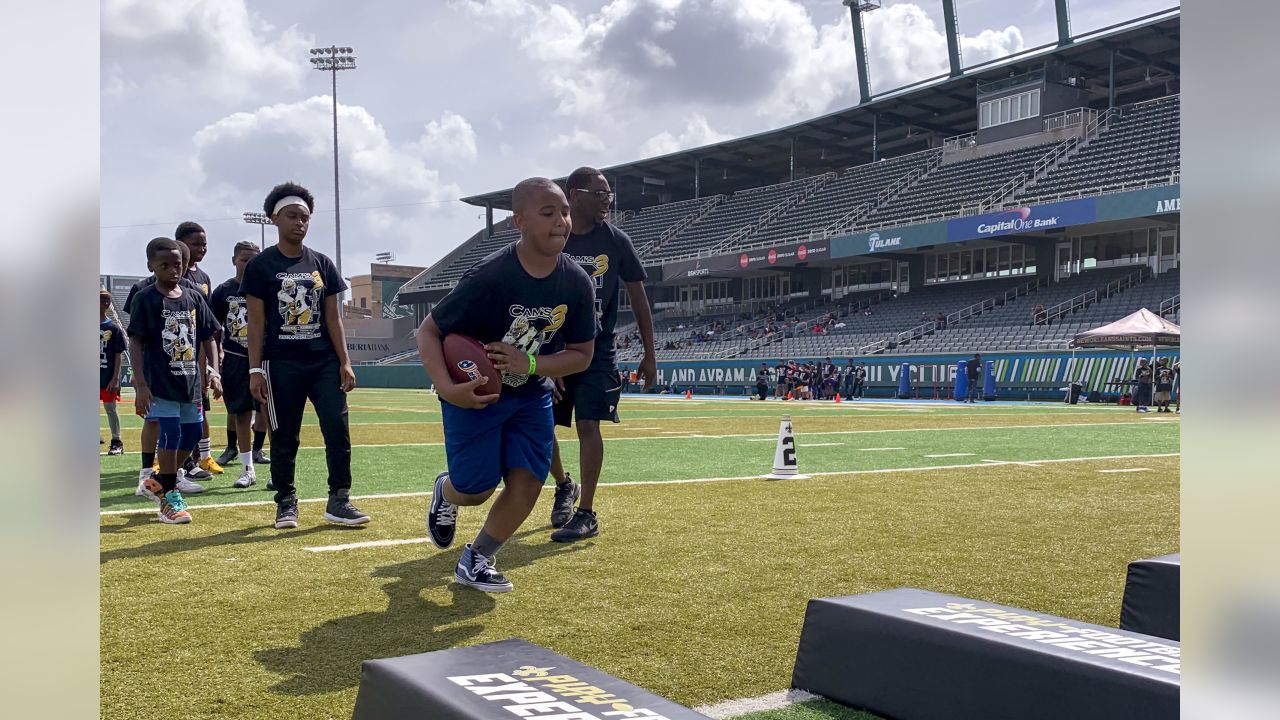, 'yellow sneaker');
199,456,224,475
